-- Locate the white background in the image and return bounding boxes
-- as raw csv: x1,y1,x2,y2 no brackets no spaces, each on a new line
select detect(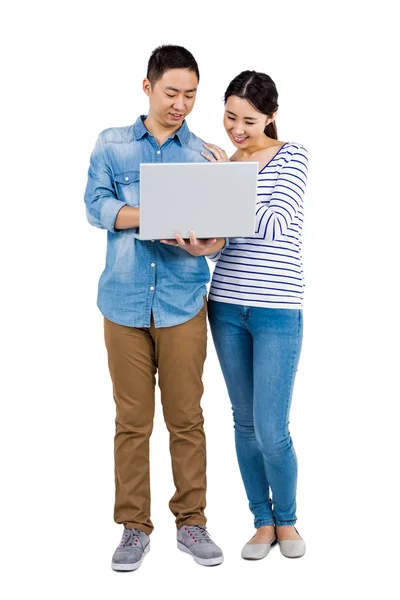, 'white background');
1,1,399,598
